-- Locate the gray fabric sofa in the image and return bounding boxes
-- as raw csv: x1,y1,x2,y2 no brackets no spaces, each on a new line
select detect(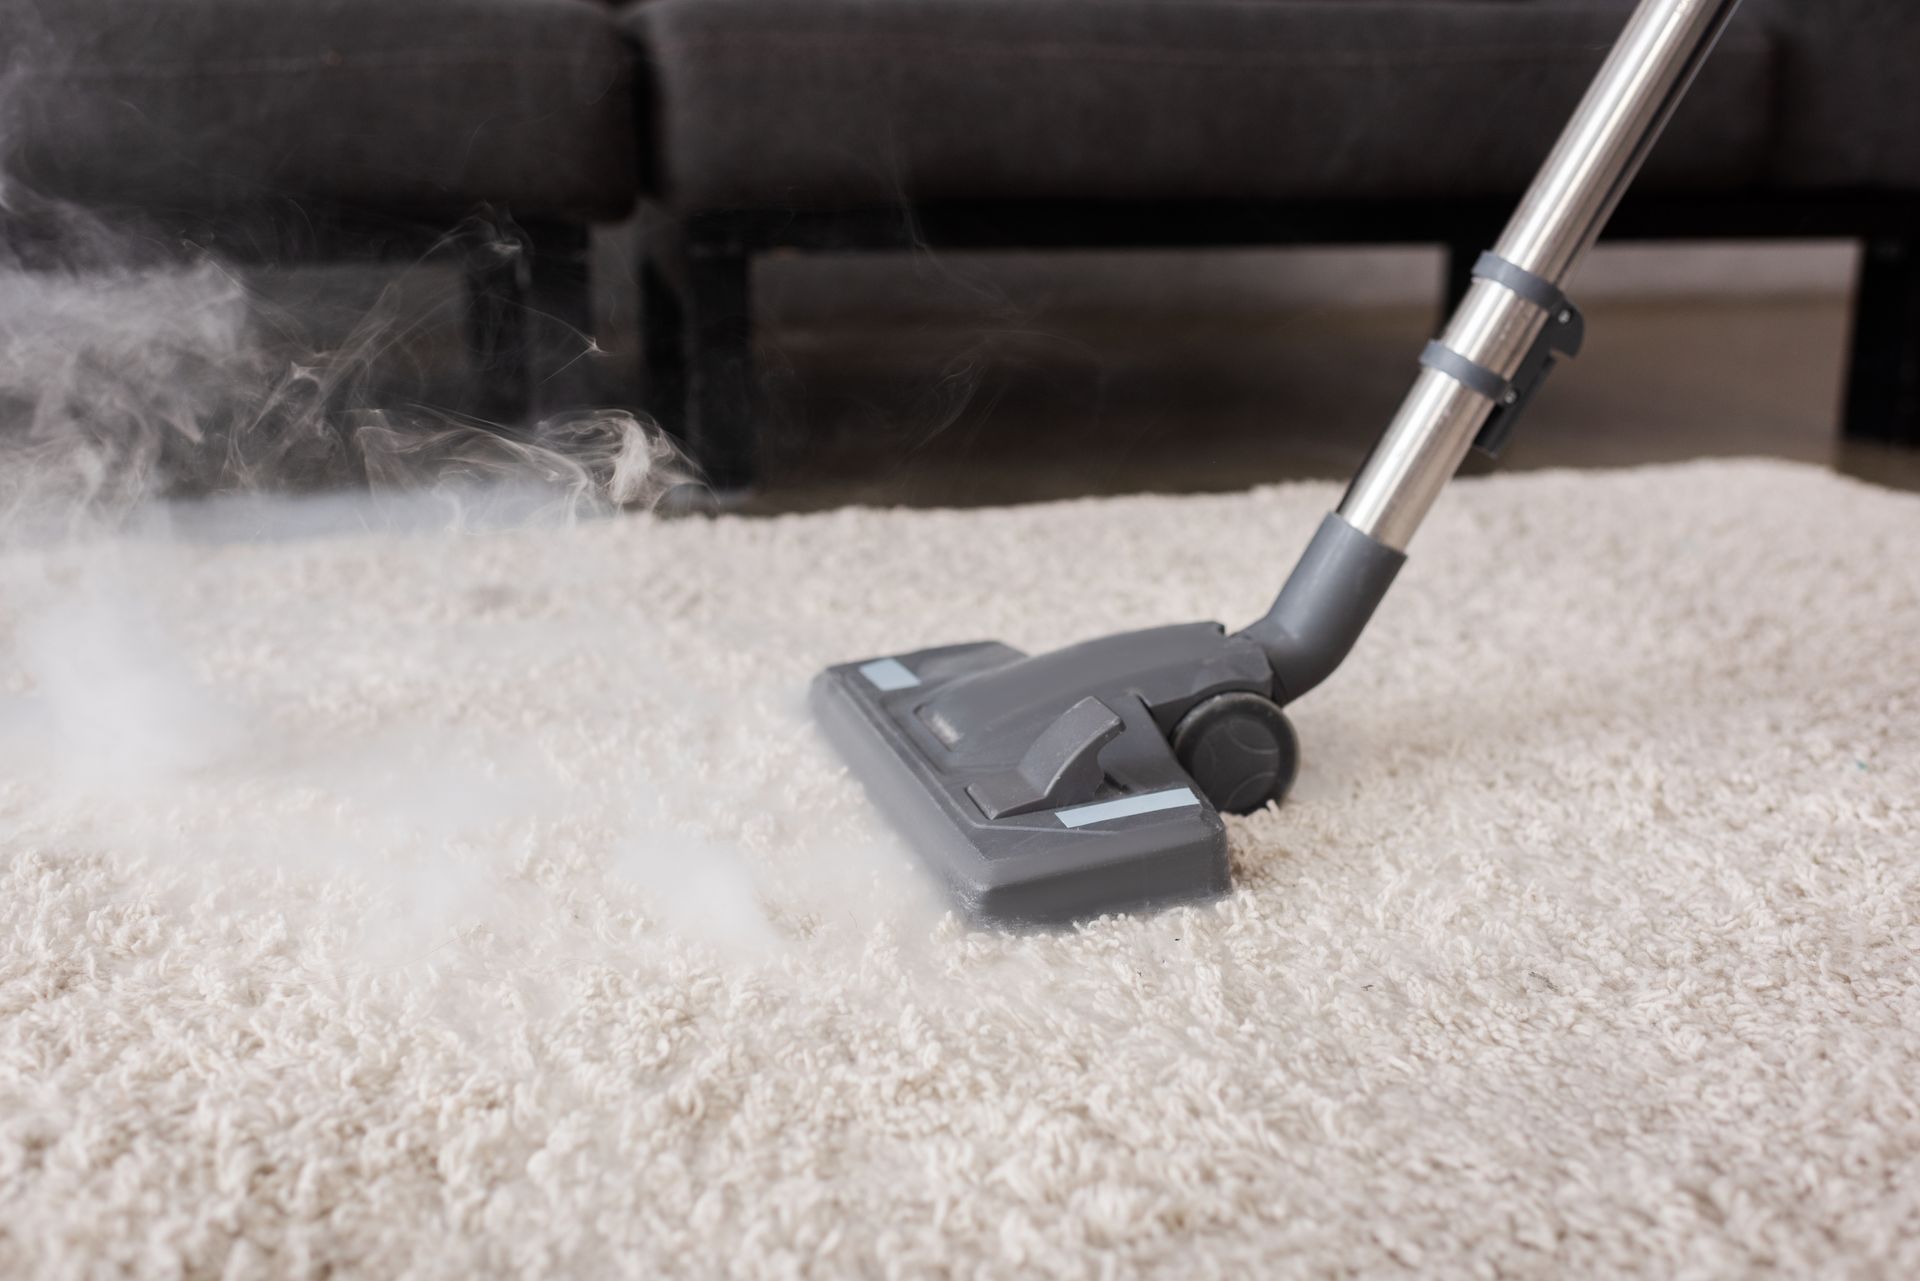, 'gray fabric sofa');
1,0,639,420
4,0,1918,488
635,0,1779,210
3,0,635,221
628,0,1920,486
